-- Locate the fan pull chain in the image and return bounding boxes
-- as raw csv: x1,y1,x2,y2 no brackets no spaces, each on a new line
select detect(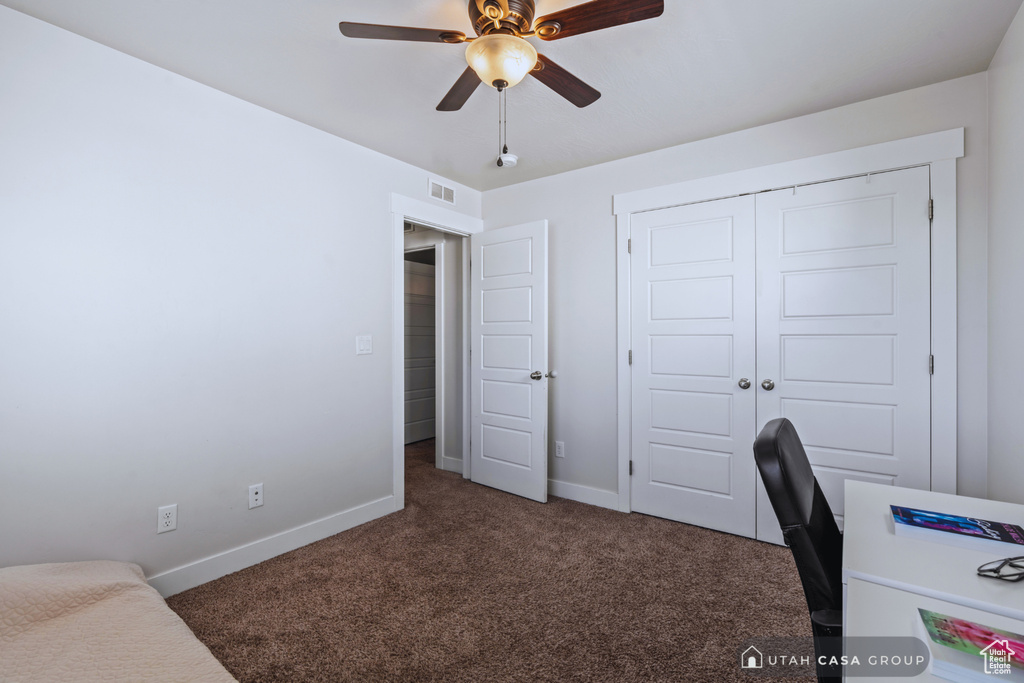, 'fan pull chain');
496,87,507,167
495,87,517,168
